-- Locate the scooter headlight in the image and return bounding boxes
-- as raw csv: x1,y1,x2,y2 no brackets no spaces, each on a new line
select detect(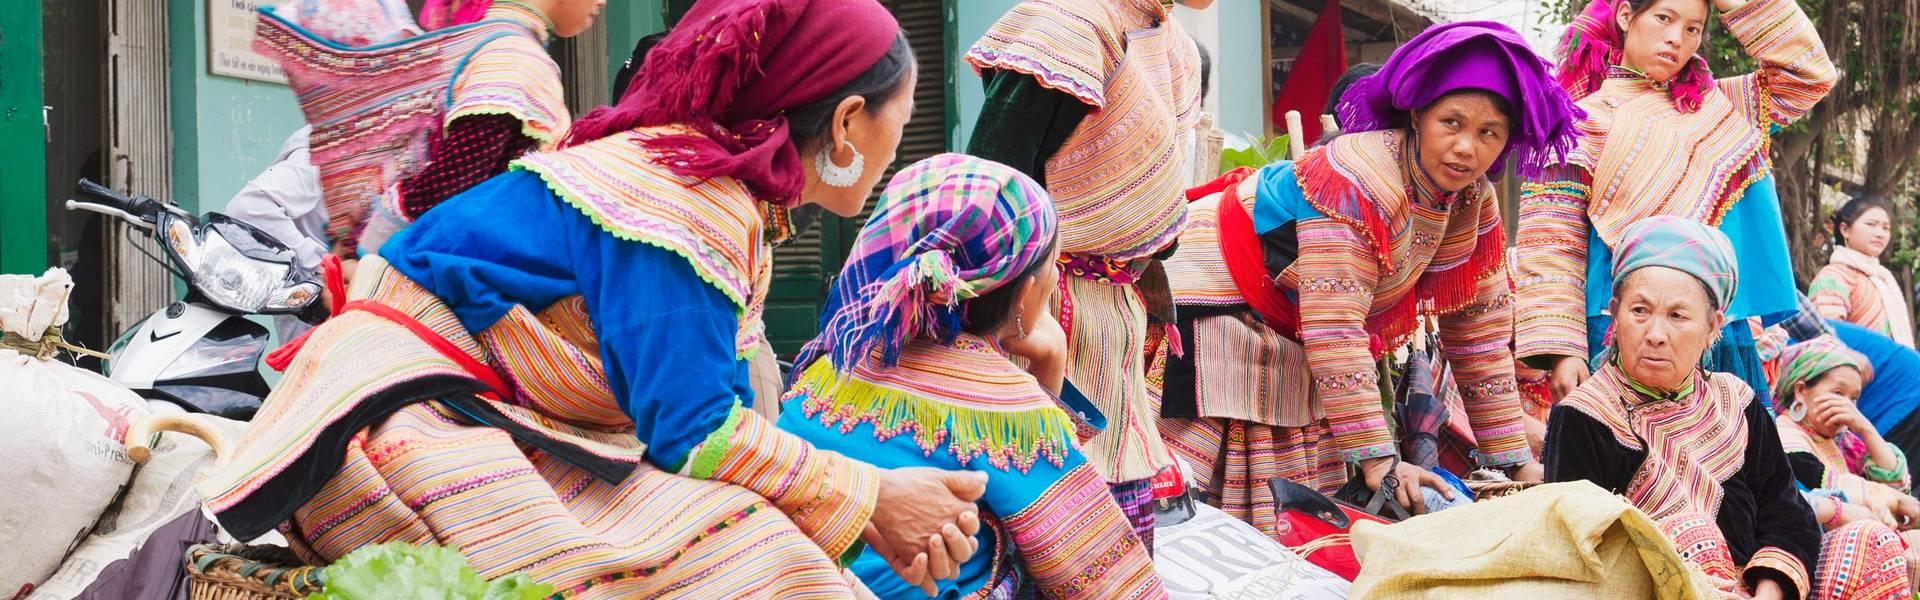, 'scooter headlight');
263,281,322,313
188,229,292,313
